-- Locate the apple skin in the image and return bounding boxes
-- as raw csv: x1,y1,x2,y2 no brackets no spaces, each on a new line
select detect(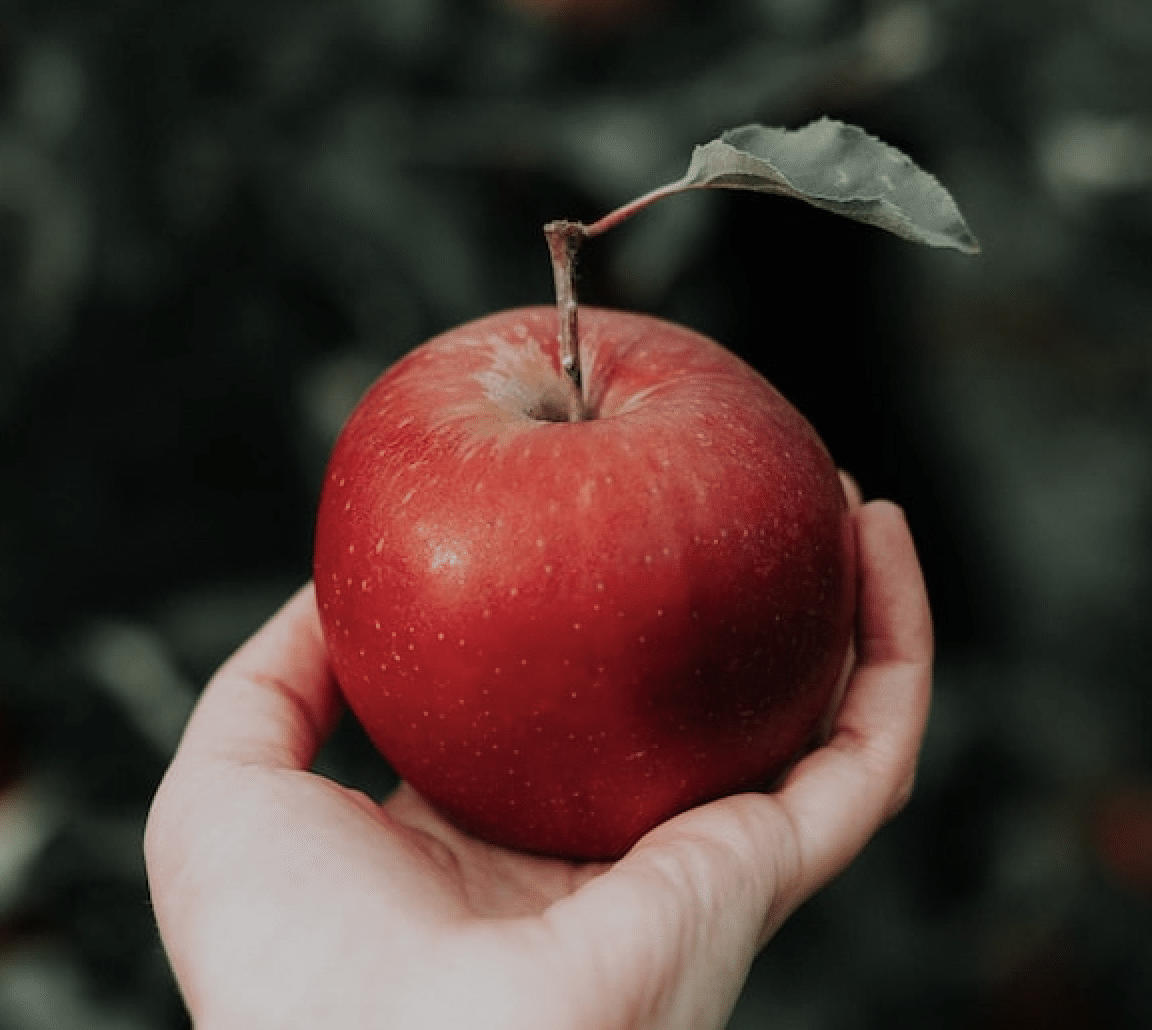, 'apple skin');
314,306,856,860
